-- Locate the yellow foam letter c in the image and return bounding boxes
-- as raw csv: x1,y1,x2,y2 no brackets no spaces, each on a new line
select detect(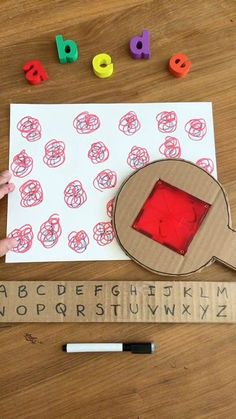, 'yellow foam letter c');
92,53,113,79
